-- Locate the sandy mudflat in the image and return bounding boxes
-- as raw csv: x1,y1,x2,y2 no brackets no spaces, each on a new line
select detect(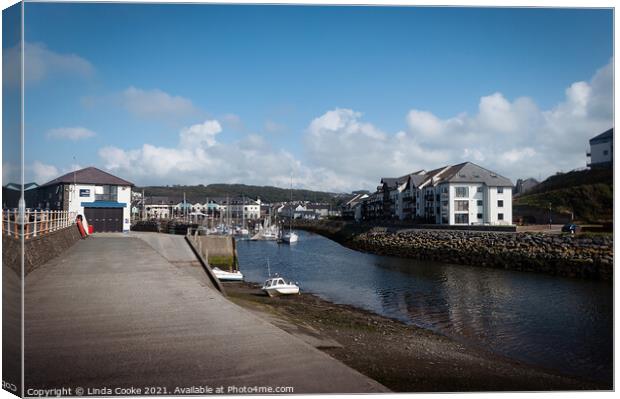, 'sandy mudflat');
225,281,608,392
